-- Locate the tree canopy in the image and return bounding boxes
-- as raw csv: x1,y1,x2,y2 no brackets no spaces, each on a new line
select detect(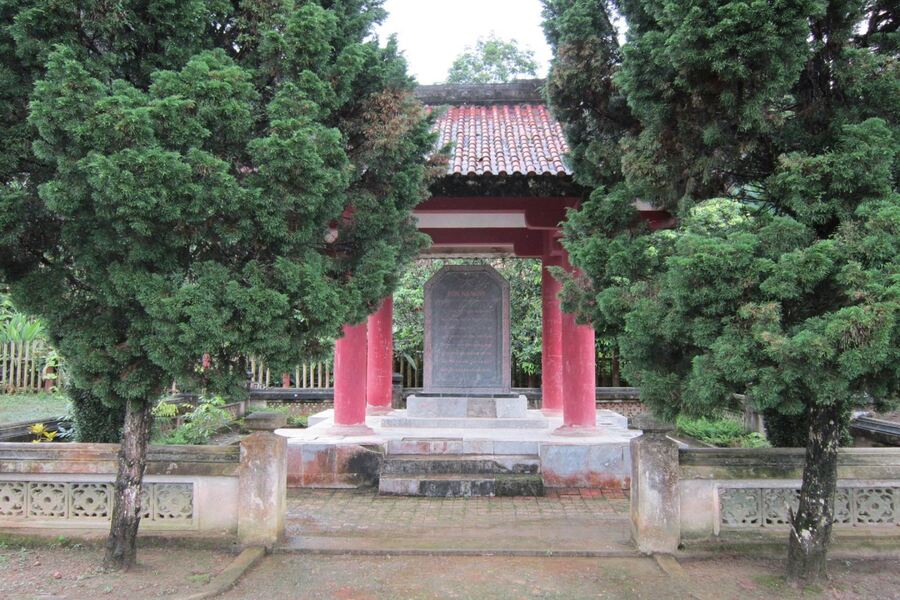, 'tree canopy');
0,0,434,569
543,0,899,429
544,0,898,583
446,33,539,84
